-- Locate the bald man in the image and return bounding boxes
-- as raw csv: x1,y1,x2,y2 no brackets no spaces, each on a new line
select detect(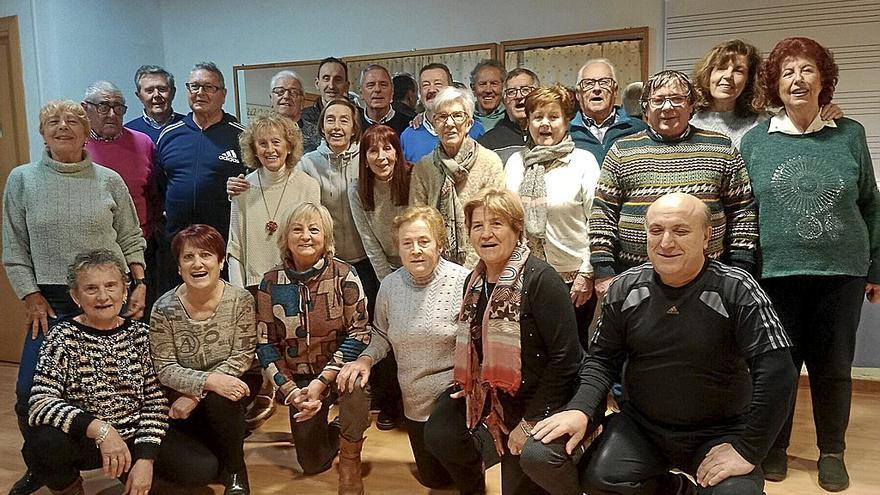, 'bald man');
522,194,797,495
